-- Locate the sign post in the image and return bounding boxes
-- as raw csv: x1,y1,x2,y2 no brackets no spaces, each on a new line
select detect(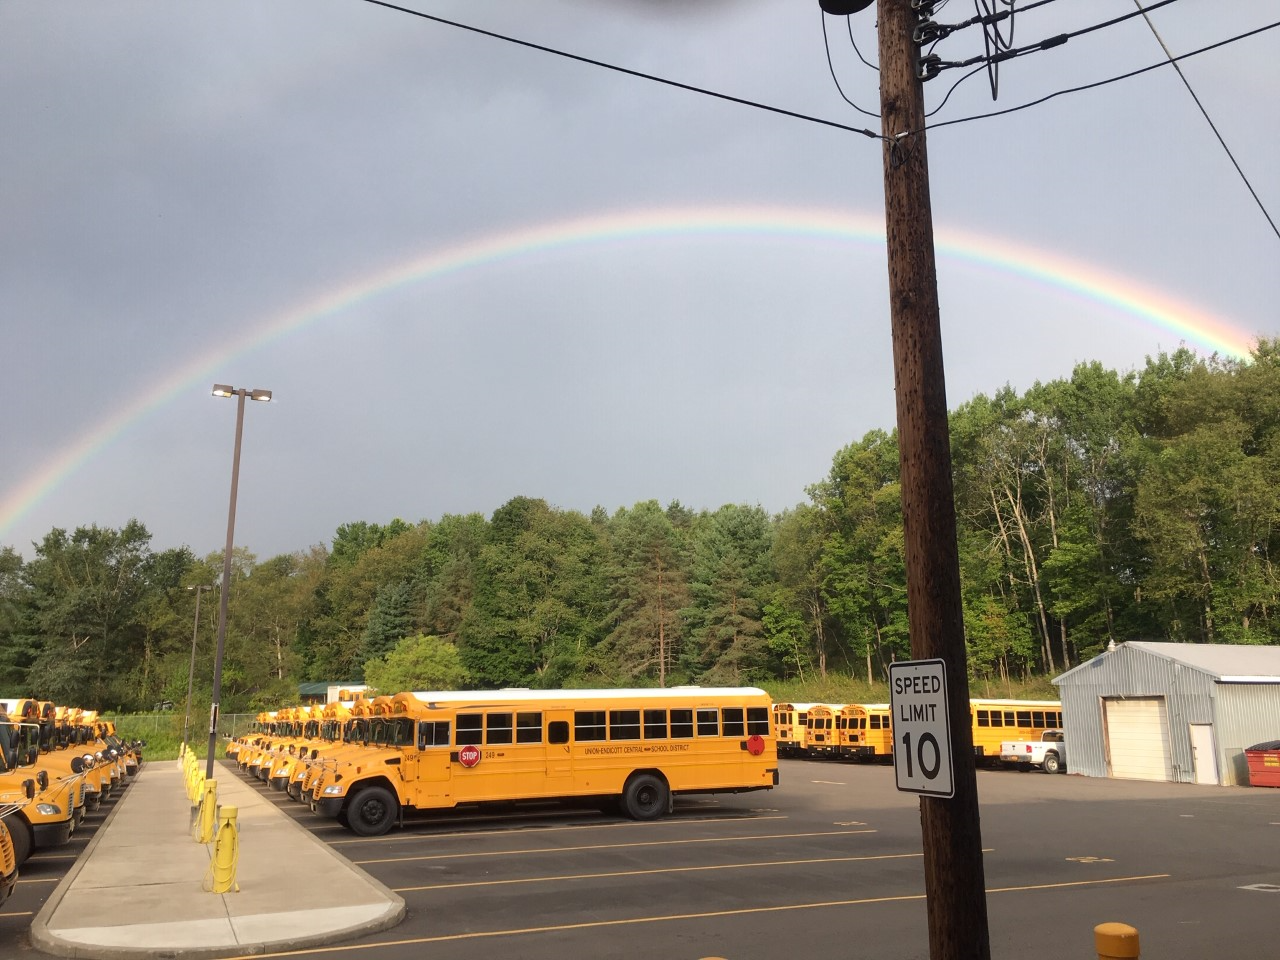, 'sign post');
889,659,954,799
